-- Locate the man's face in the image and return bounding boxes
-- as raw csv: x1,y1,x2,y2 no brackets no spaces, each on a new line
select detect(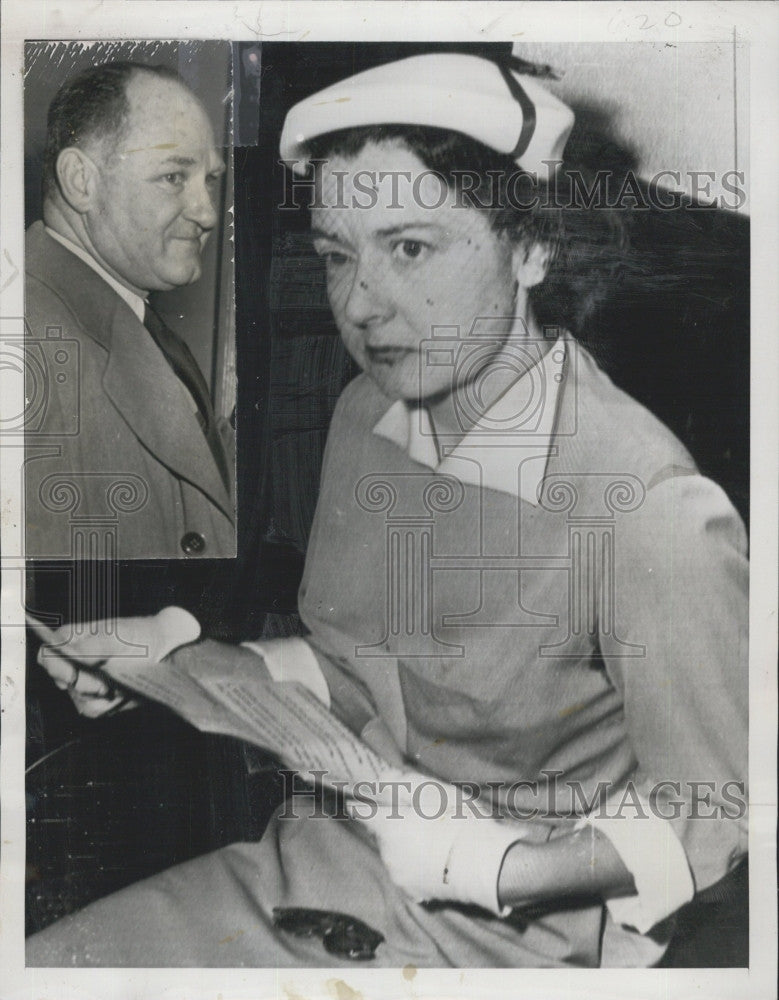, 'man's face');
83,72,225,294
311,141,521,404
